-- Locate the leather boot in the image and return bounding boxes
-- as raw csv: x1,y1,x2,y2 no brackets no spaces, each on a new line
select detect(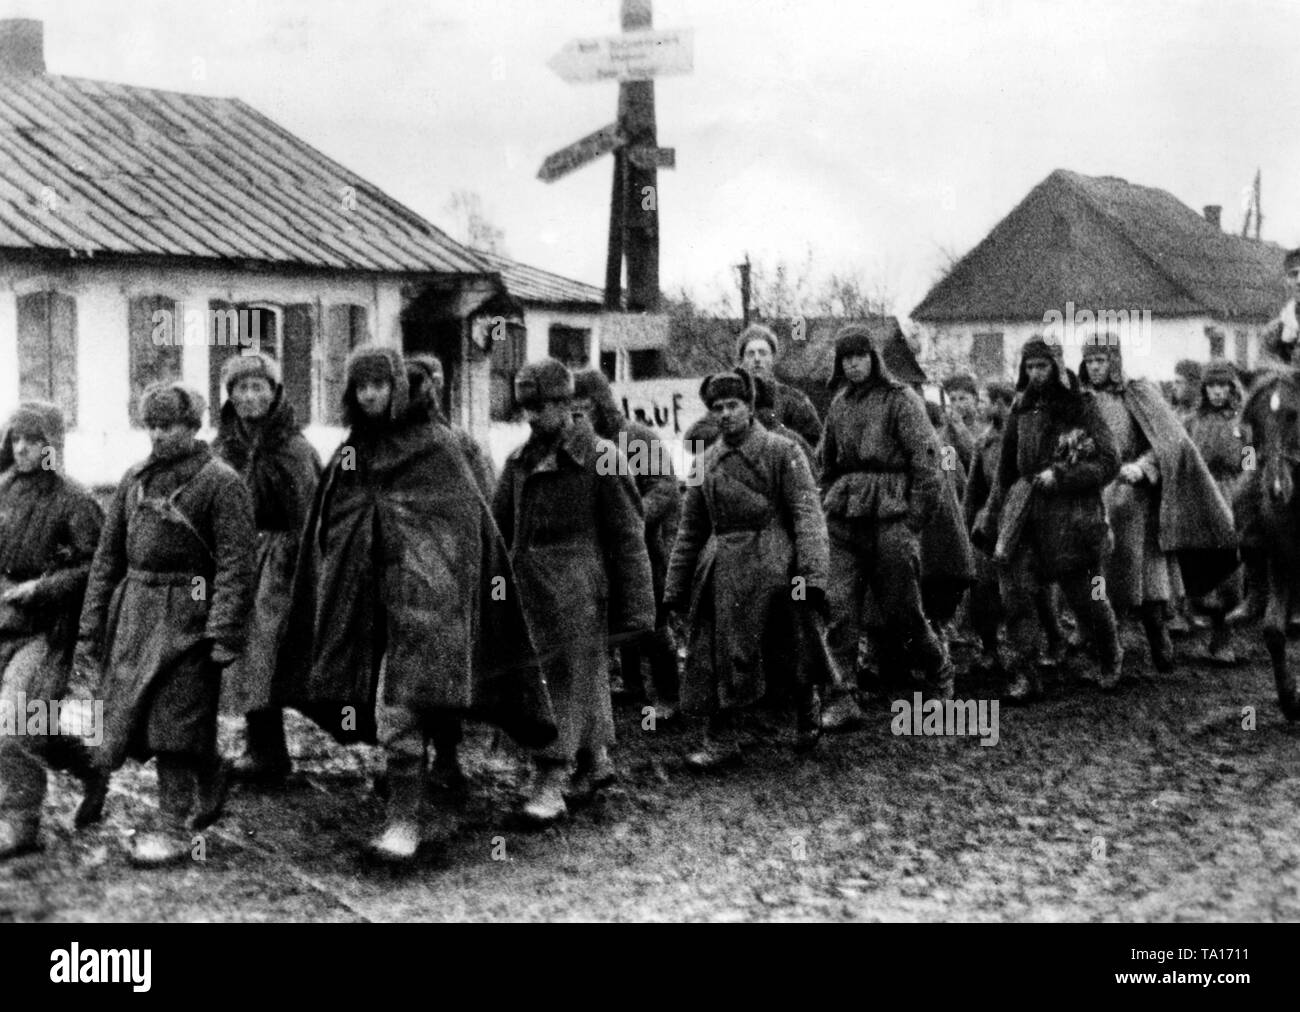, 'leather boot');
368,761,424,864
1227,549,1267,625
1141,601,1175,672
1207,620,1238,667
0,817,40,860
232,709,291,785
1004,662,1040,705
521,760,569,824
191,756,230,831
129,755,193,868
819,688,864,734
794,687,822,753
